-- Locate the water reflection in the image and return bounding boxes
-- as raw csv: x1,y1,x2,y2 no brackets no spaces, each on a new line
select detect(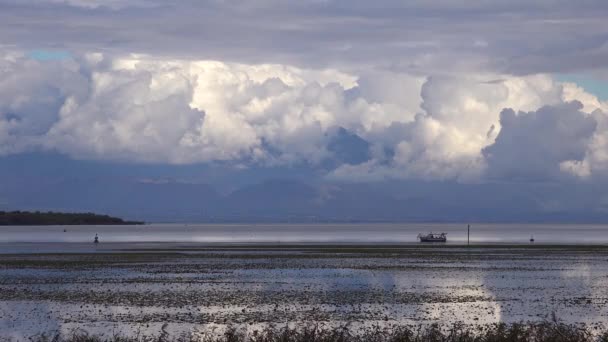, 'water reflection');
1,246,608,338
0,301,61,339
